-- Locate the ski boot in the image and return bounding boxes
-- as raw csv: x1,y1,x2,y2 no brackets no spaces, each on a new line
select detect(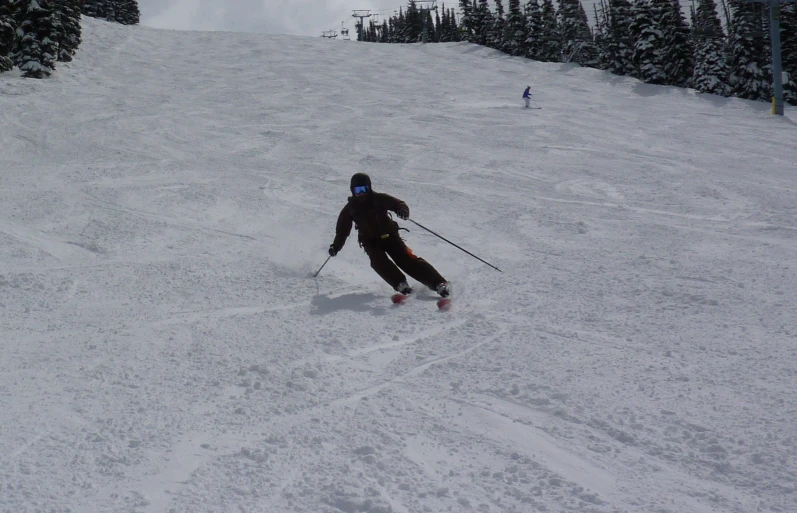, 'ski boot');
396,281,413,295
